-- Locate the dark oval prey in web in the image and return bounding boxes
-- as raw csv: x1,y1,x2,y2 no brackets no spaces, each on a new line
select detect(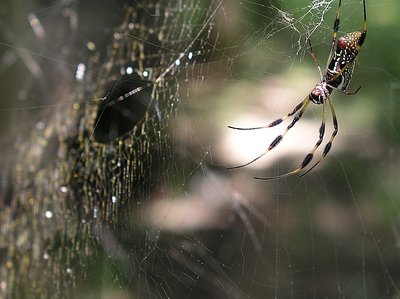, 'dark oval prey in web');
94,75,152,143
